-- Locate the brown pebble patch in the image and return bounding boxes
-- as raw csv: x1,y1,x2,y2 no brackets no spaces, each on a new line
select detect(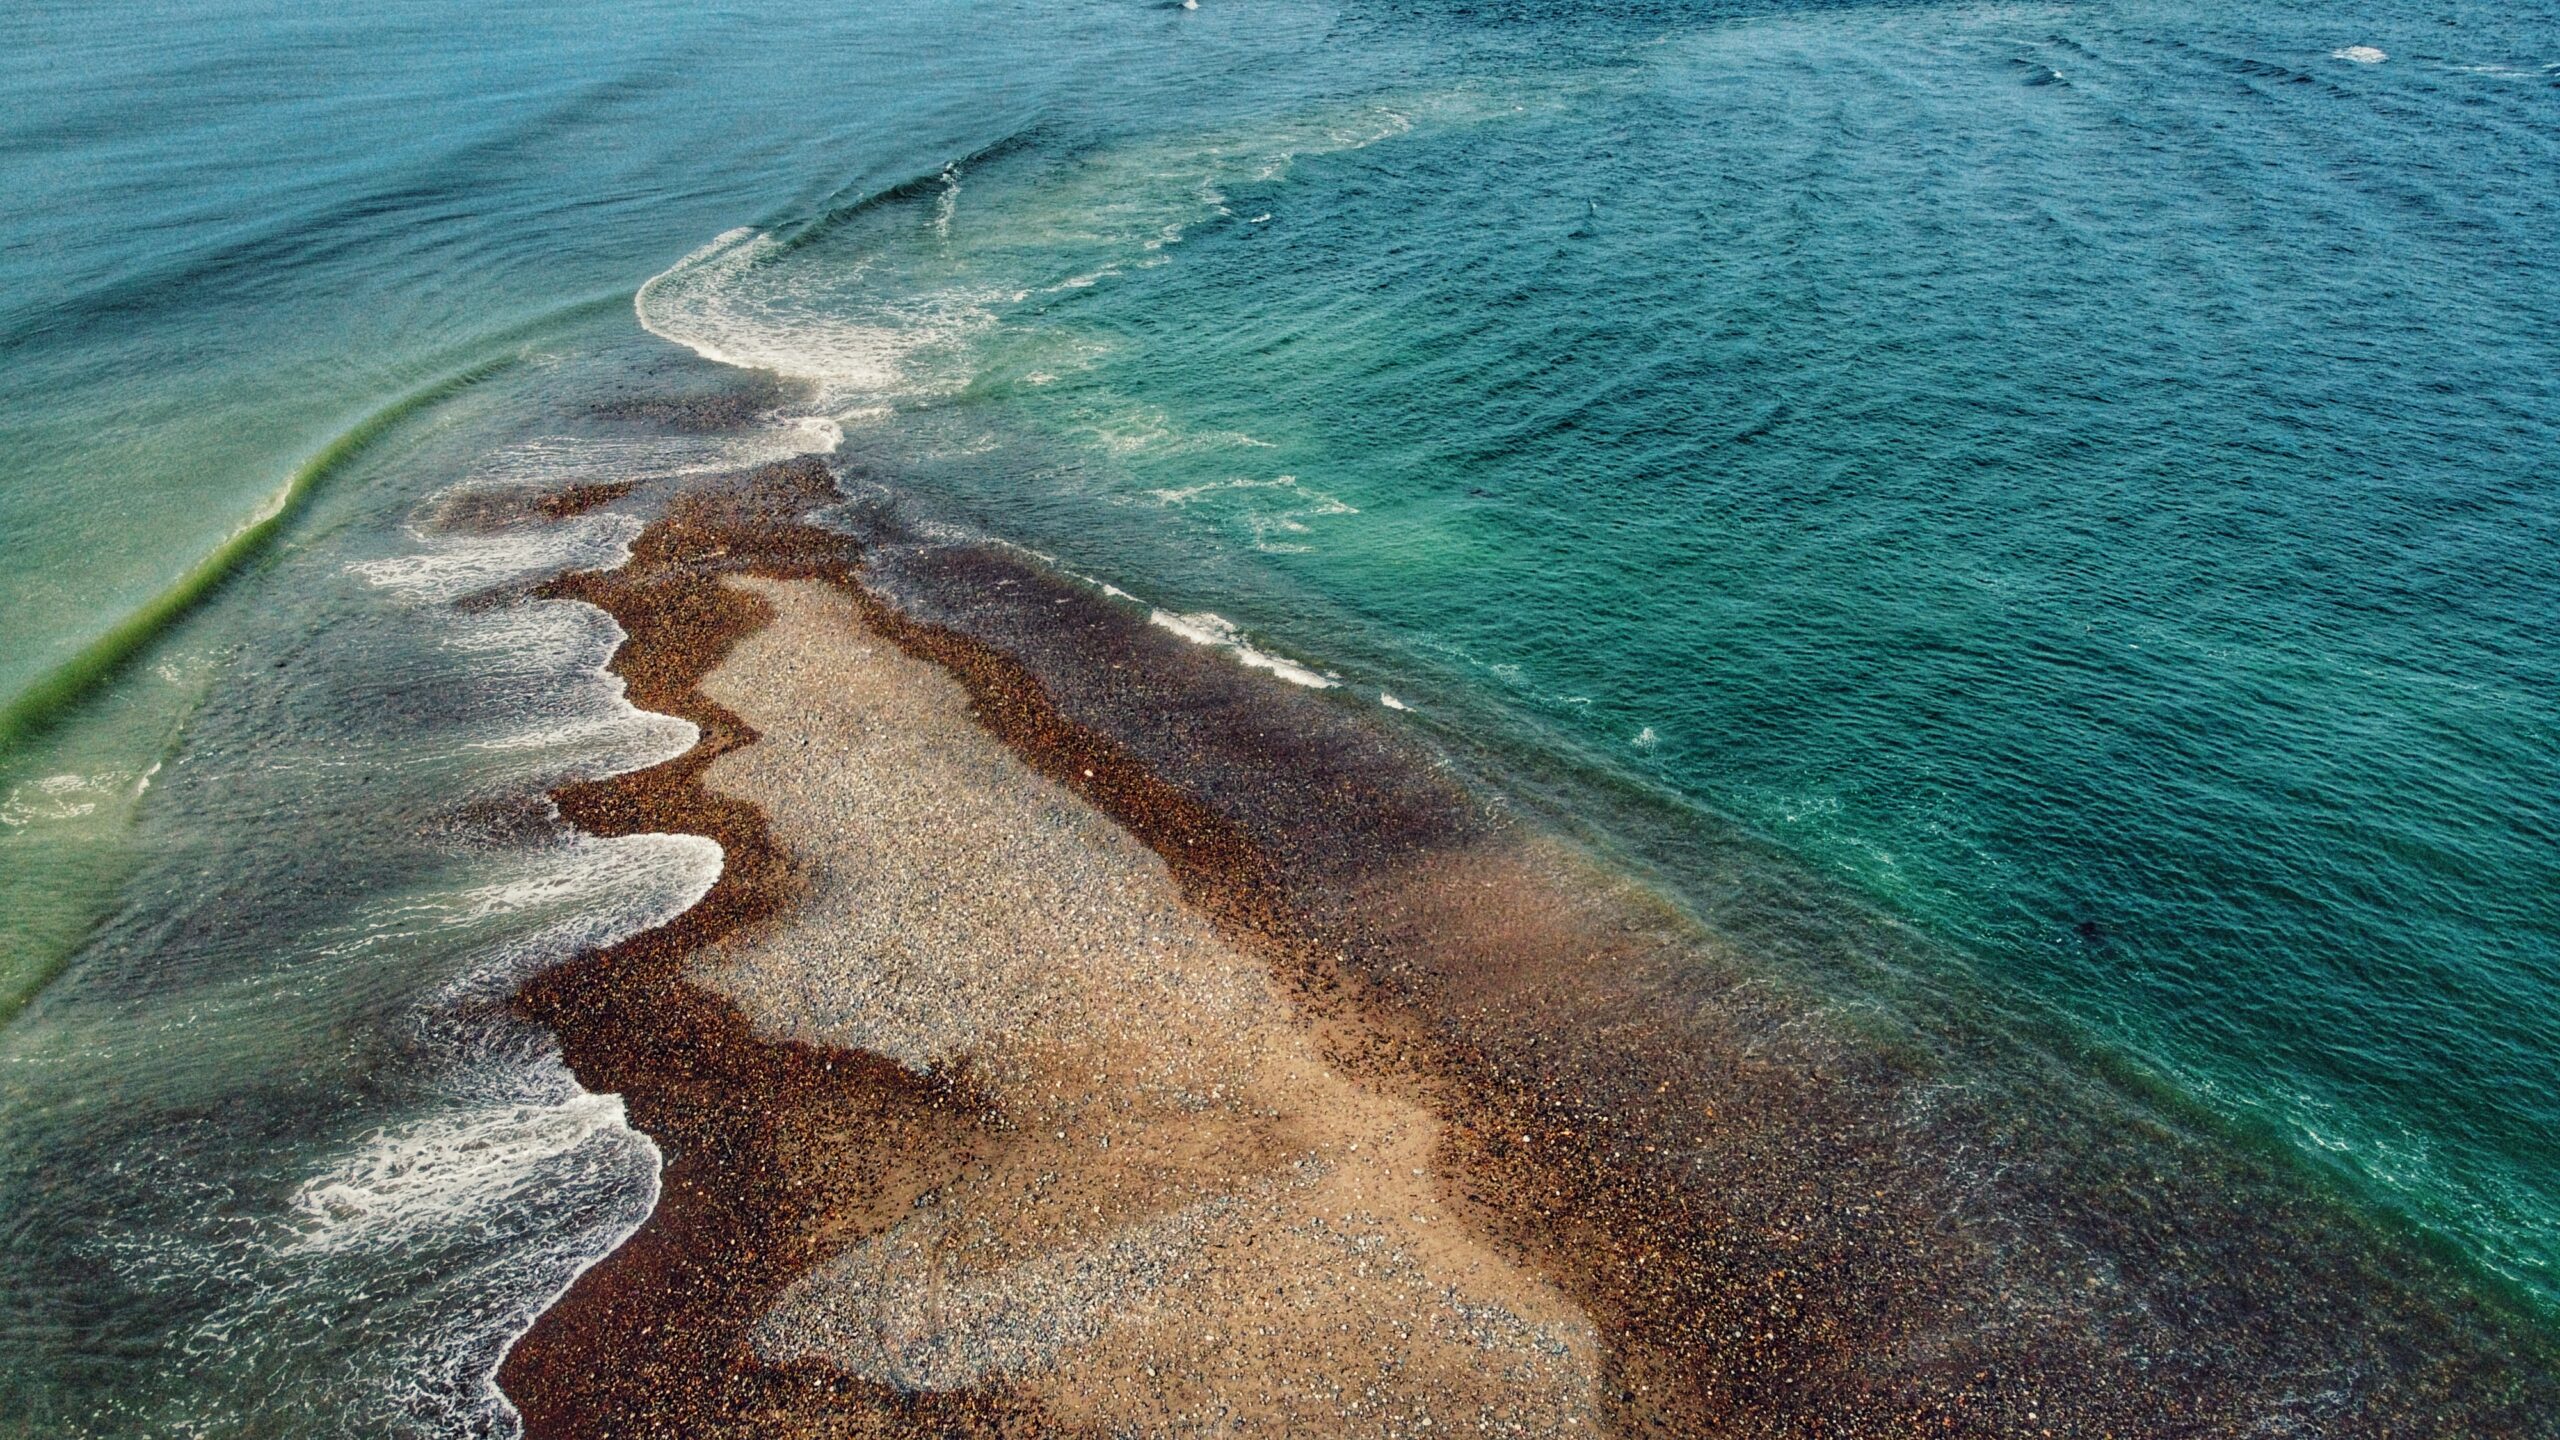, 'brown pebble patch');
423,480,637,536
